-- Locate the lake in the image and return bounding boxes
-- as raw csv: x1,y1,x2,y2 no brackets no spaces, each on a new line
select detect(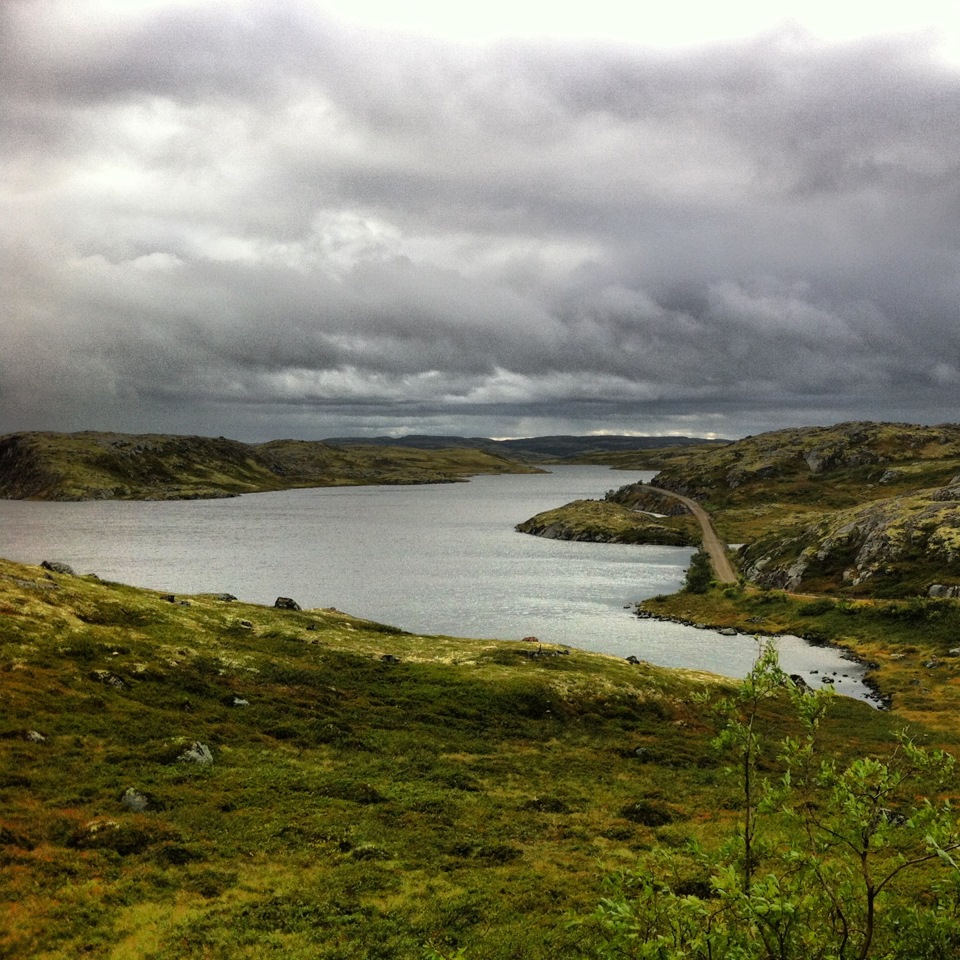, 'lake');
0,465,873,700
